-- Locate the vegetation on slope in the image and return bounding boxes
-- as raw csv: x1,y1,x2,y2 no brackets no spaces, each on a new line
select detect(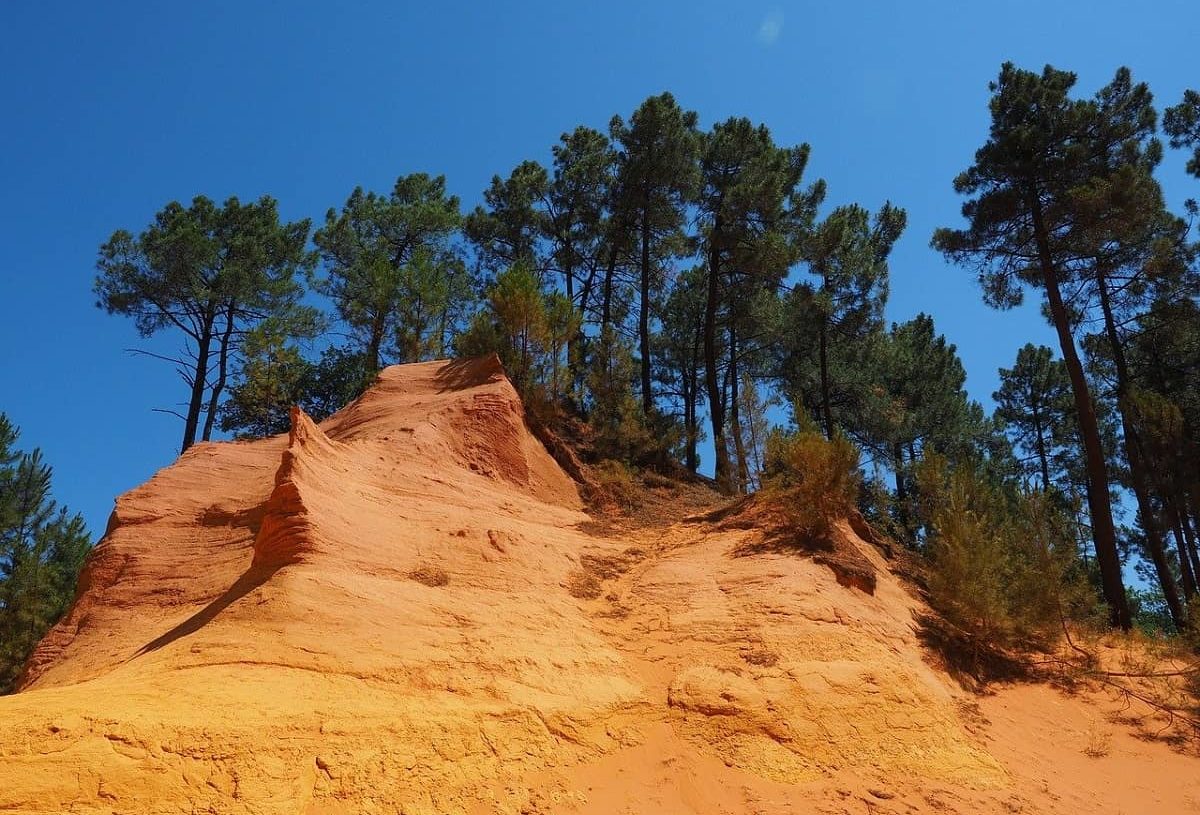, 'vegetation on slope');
70,66,1200,657
0,415,89,691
